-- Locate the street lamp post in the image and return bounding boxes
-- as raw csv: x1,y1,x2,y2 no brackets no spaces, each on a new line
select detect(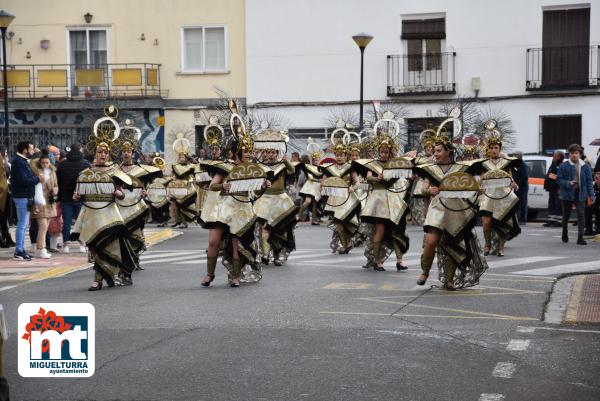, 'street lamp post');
352,33,373,131
0,10,15,148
